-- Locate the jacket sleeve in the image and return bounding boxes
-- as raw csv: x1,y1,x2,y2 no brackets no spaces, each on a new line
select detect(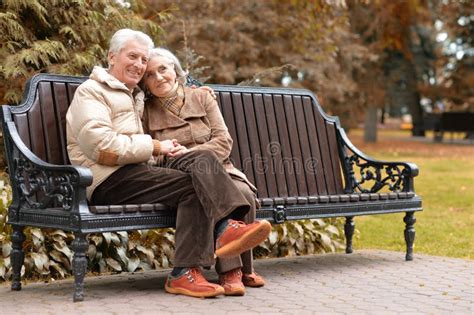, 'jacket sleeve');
67,85,154,166
188,91,233,161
